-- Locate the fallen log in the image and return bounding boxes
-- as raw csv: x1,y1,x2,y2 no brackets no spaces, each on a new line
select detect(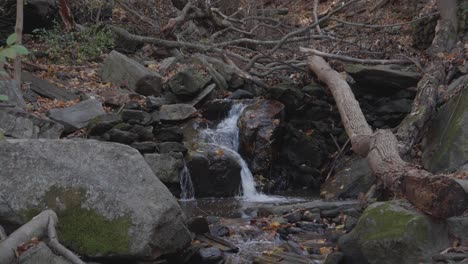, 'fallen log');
305,55,467,218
